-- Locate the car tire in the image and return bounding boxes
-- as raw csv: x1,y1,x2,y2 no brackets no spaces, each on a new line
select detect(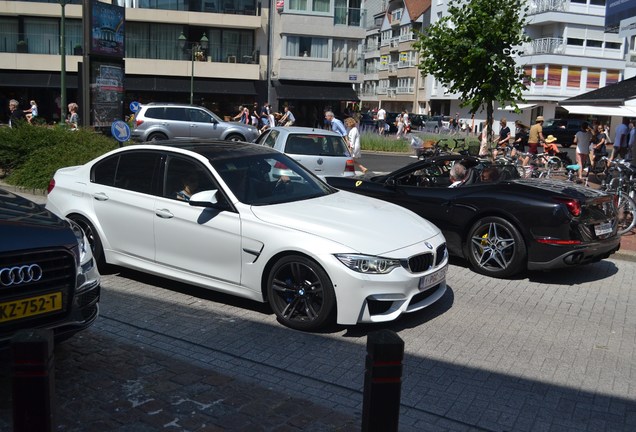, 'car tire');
266,255,336,331
68,215,106,270
225,134,244,142
465,216,526,278
147,132,168,141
